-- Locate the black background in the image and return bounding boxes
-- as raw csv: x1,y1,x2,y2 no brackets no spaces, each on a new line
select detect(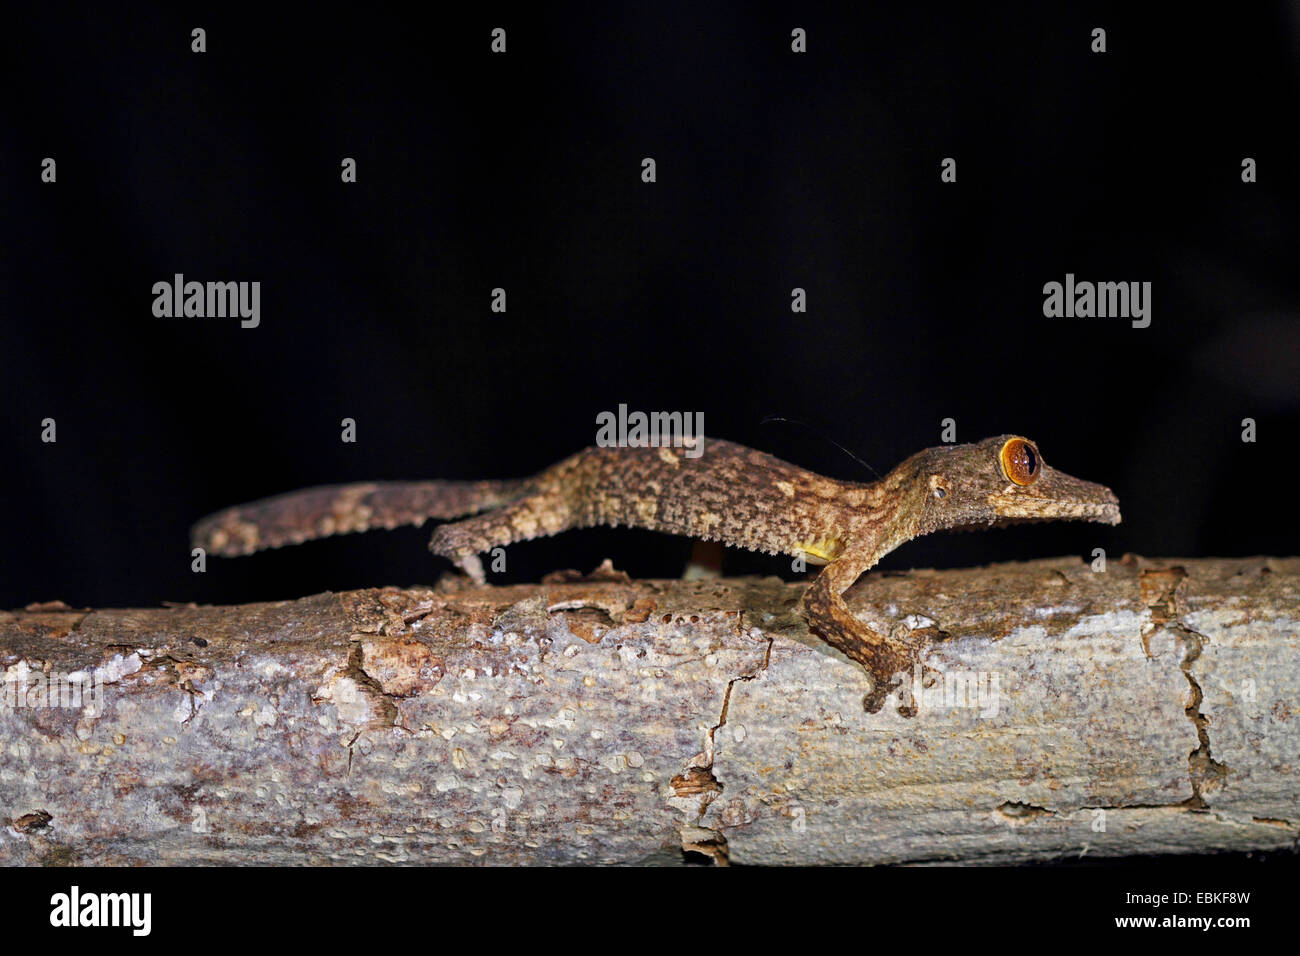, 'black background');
3,5,1296,611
